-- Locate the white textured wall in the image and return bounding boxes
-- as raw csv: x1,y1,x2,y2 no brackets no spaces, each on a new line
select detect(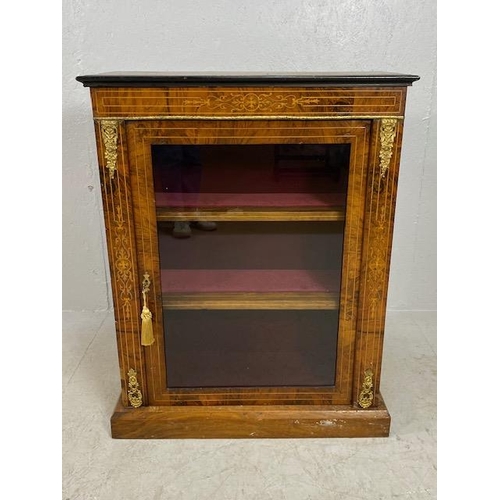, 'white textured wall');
62,0,436,312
